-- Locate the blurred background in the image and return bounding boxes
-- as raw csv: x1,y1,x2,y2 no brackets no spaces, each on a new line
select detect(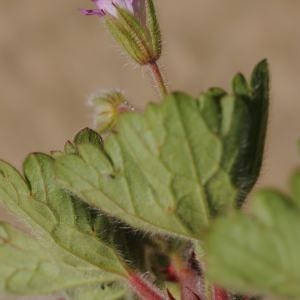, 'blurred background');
0,0,299,299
